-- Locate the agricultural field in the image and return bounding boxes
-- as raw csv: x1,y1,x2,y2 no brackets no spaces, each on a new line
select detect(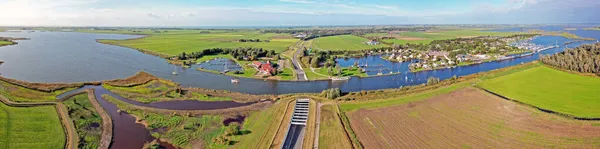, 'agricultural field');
479,65,600,118
98,31,298,56
63,94,103,149
365,29,516,44
347,87,600,148
313,35,389,51
318,105,352,149
0,102,66,149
